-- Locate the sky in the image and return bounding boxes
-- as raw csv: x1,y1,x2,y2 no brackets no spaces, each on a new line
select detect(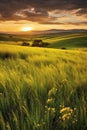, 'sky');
0,0,87,33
